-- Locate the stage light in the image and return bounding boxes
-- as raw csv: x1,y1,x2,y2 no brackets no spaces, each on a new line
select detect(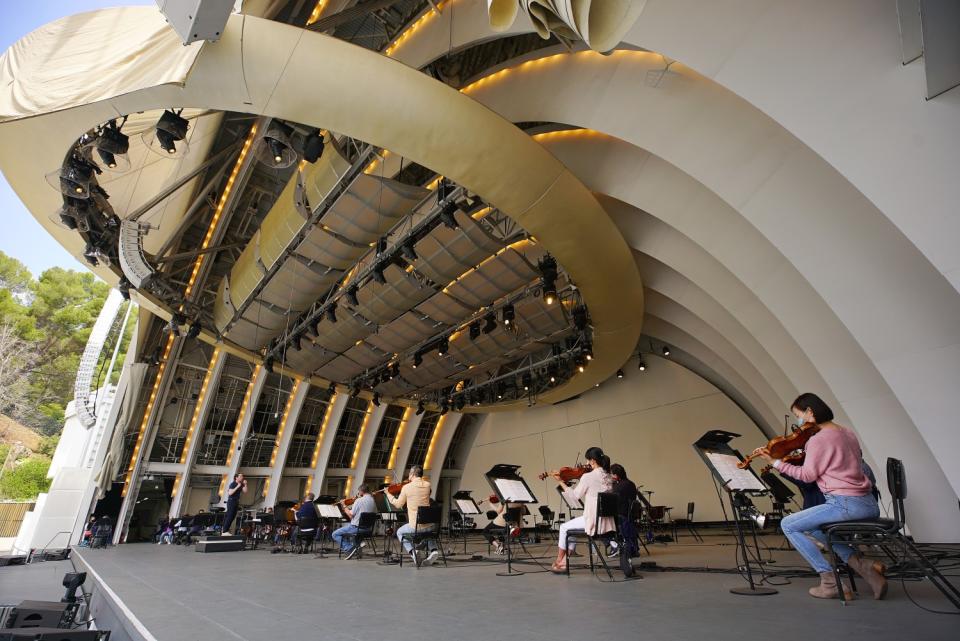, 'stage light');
327,381,336,394
391,363,400,378
469,320,481,341
143,109,190,157
482,313,497,334
522,372,532,391
638,359,647,371
372,392,381,407
548,363,558,384
325,303,338,323
346,285,360,307
439,201,459,229
350,384,361,398
496,384,504,400
372,264,386,284
576,356,586,373
186,321,201,340
572,305,589,330
264,356,275,373
416,400,425,415
662,345,671,357
401,240,418,262
310,317,321,337
95,122,130,172
538,254,558,305
412,352,423,368
291,334,303,351
617,369,624,379
303,129,325,163
166,314,183,336
583,343,593,361
437,337,449,356
502,304,515,326
48,156,98,199
258,122,297,168
454,397,465,411
440,400,449,415
376,237,388,254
